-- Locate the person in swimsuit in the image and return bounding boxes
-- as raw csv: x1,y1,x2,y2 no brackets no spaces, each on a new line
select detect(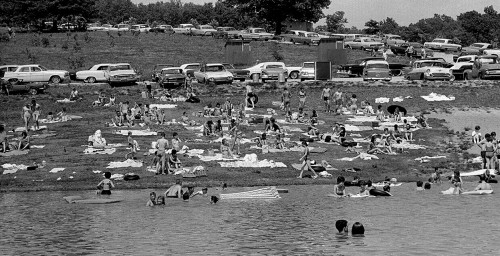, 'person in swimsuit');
298,87,306,109
281,87,291,113
403,119,413,141
349,94,358,113
479,134,496,170
331,176,346,197
298,141,318,179
171,132,182,151
155,132,169,175
475,174,493,191
336,220,348,233
17,131,30,151
168,149,182,172
220,138,234,158
146,192,157,206
0,124,8,153
22,103,32,131
69,88,79,101
164,179,183,199
321,86,331,113
125,131,139,159
333,90,342,114
246,84,255,108
351,222,365,236
97,172,115,195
